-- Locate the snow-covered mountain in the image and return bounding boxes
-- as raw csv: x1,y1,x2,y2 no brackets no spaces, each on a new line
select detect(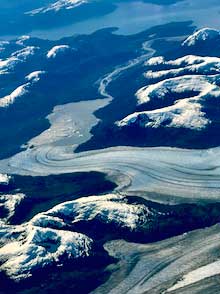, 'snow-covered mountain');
0,224,93,280
0,193,159,280
182,28,220,47
117,29,220,133
26,0,88,15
